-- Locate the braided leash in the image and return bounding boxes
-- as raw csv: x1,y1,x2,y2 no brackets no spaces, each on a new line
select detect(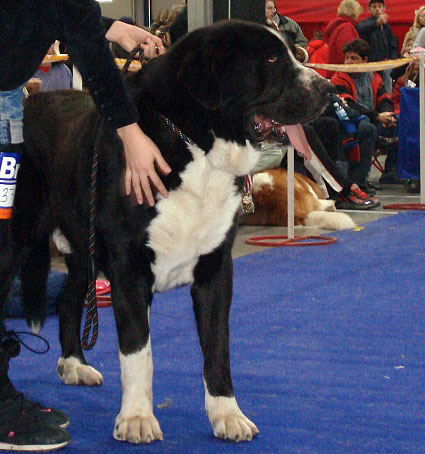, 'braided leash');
122,45,145,74
160,114,193,145
81,121,103,351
